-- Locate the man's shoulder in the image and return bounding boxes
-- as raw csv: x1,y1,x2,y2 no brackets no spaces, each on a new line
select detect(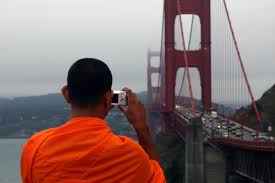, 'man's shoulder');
21,127,59,183
103,134,149,162
23,128,56,149
104,134,141,151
